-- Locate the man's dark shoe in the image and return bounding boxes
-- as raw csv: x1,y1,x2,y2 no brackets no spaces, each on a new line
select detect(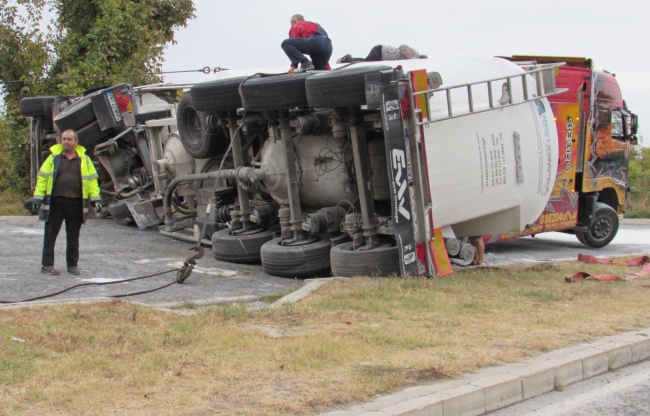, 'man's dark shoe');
67,266,80,275
41,266,60,275
294,60,315,73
